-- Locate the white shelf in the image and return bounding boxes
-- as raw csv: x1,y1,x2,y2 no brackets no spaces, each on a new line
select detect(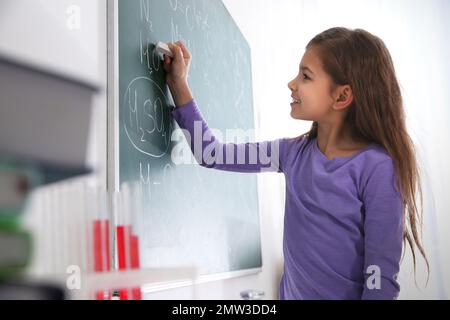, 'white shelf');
27,267,198,300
